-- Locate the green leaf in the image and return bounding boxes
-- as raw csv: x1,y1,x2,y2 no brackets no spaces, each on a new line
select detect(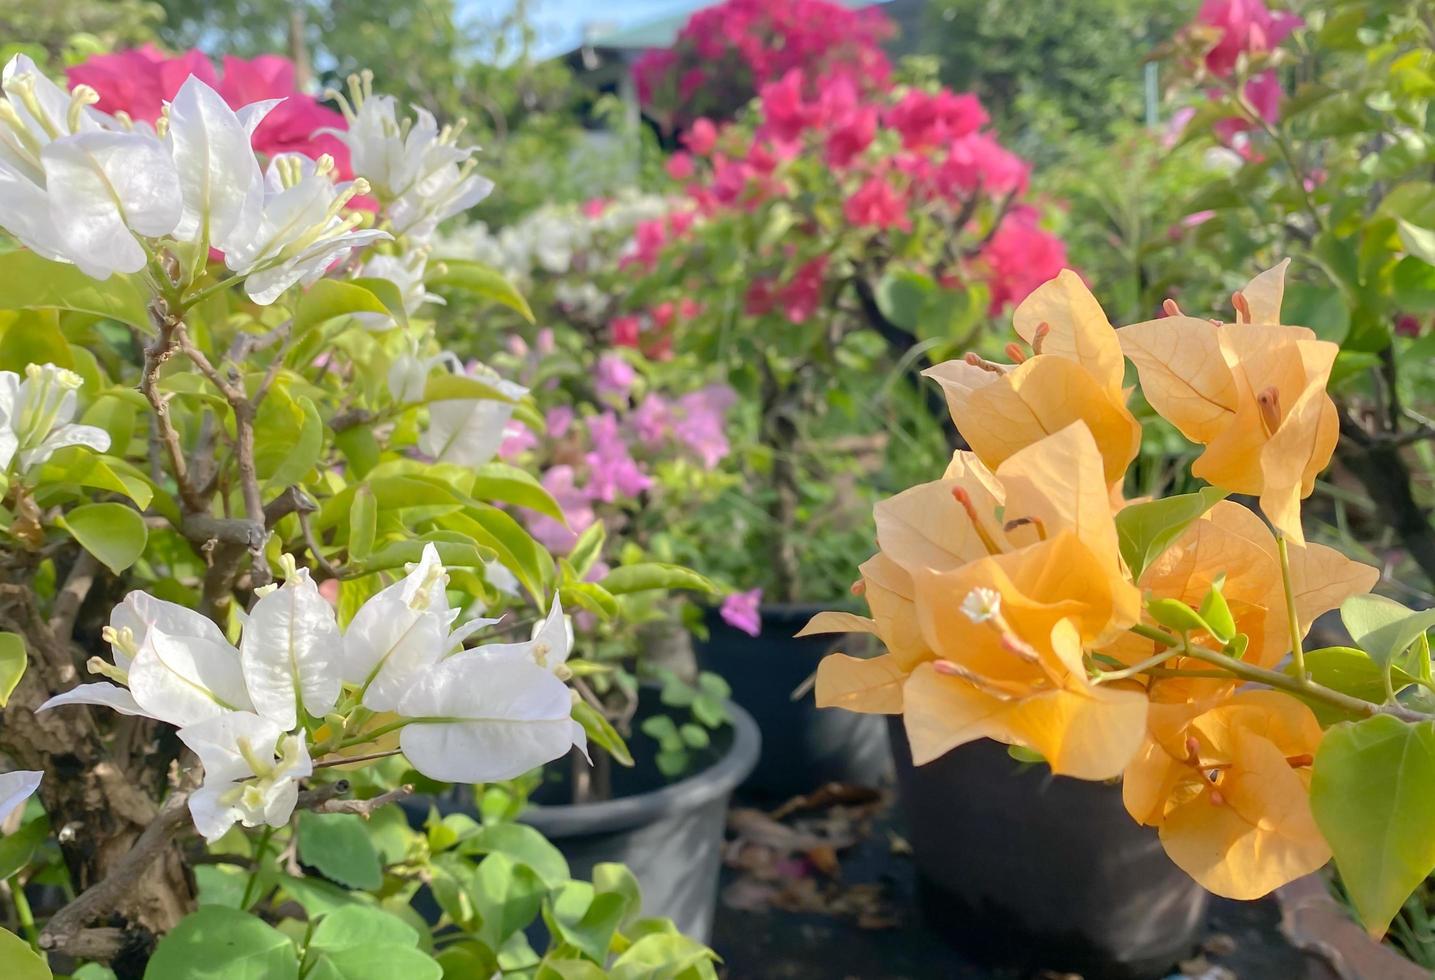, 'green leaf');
0,928,50,980
292,279,392,336
457,824,569,889
1311,716,1435,936
592,863,643,930
873,270,934,332
470,853,545,949
58,502,147,574
0,632,25,707
0,250,150,330
1147,598,1214,637
566,522,606,580
308,946,441,980
0,310,72,372
544,882,627,962
1197,577,1236,644
309,906,419,953
1397,219,1435,265
537,961,607,980
262,396,323,492
426,259,534,323
469,463,562,520
38,449,153,509
0,816,48,880
572,700,634,767
347,536,496,576
1342,595,1435,674
296,812,383,890
1114,487,1229,579
348,486,376,560
347,276,409,328
600,563,718,596
145,906,299,980
609,933,718,980
422,372,521,404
